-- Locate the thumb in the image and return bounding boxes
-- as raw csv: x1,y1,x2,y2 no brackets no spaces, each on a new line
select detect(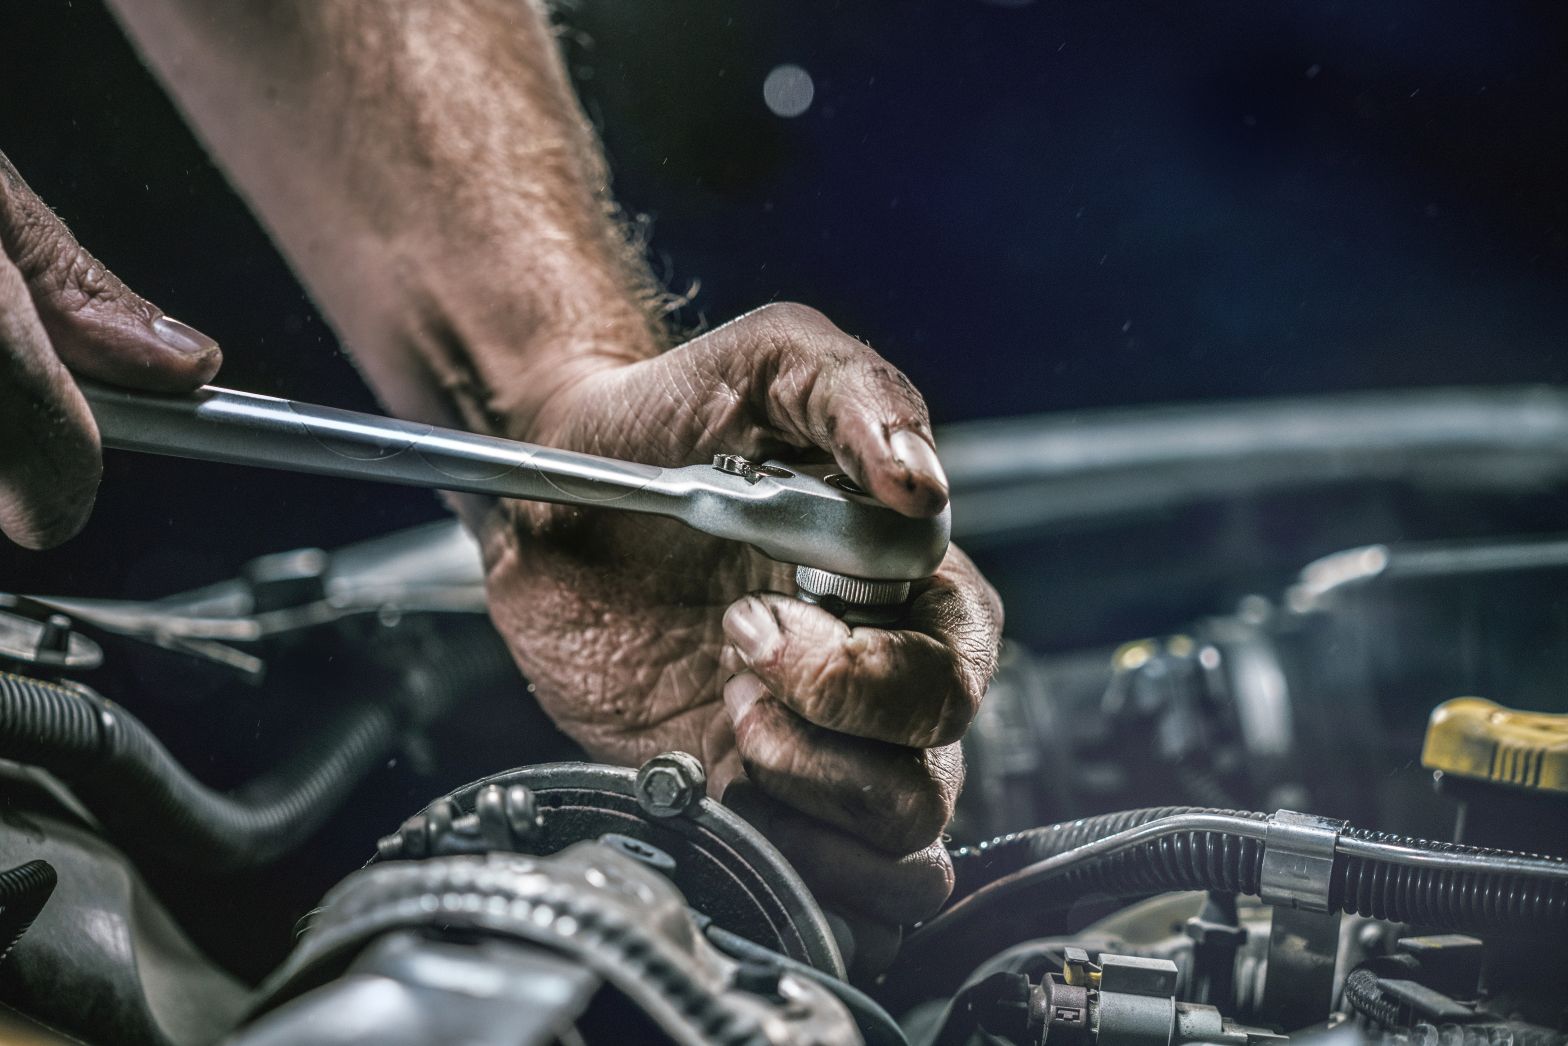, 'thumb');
0,153,220,391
